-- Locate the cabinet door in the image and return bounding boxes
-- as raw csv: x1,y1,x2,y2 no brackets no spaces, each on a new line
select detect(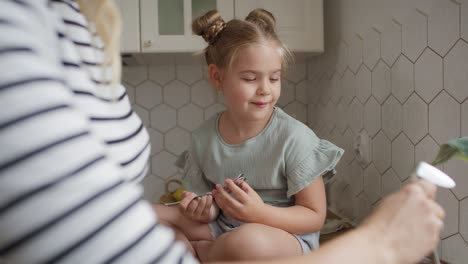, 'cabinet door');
115,0,141,53
235,0,323,53
141,0,234,52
